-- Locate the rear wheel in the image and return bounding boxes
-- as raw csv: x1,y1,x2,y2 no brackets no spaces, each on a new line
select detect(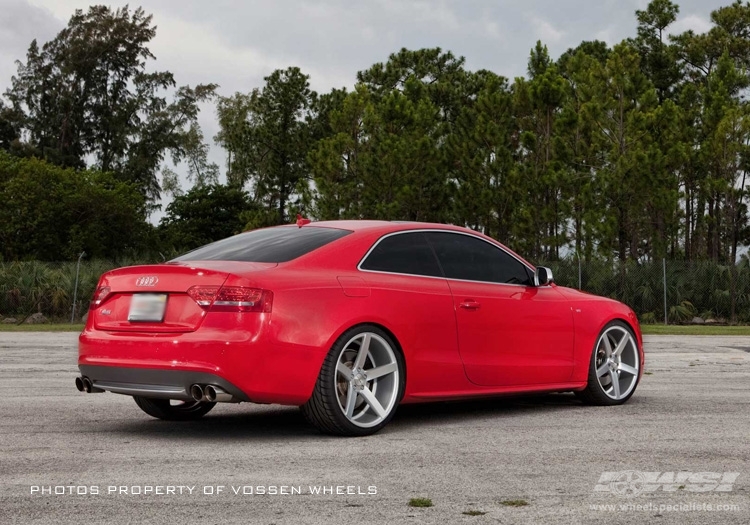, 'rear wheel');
302,325,405,436
576,321,641,405
133,396,216,421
